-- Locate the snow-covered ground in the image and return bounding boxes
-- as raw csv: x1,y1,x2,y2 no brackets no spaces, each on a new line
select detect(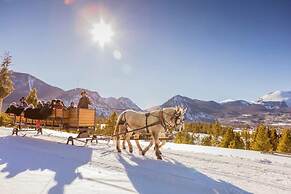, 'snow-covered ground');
0,127,291,194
